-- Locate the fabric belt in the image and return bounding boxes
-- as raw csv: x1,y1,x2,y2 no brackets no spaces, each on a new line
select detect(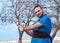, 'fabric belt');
33,30,52,38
